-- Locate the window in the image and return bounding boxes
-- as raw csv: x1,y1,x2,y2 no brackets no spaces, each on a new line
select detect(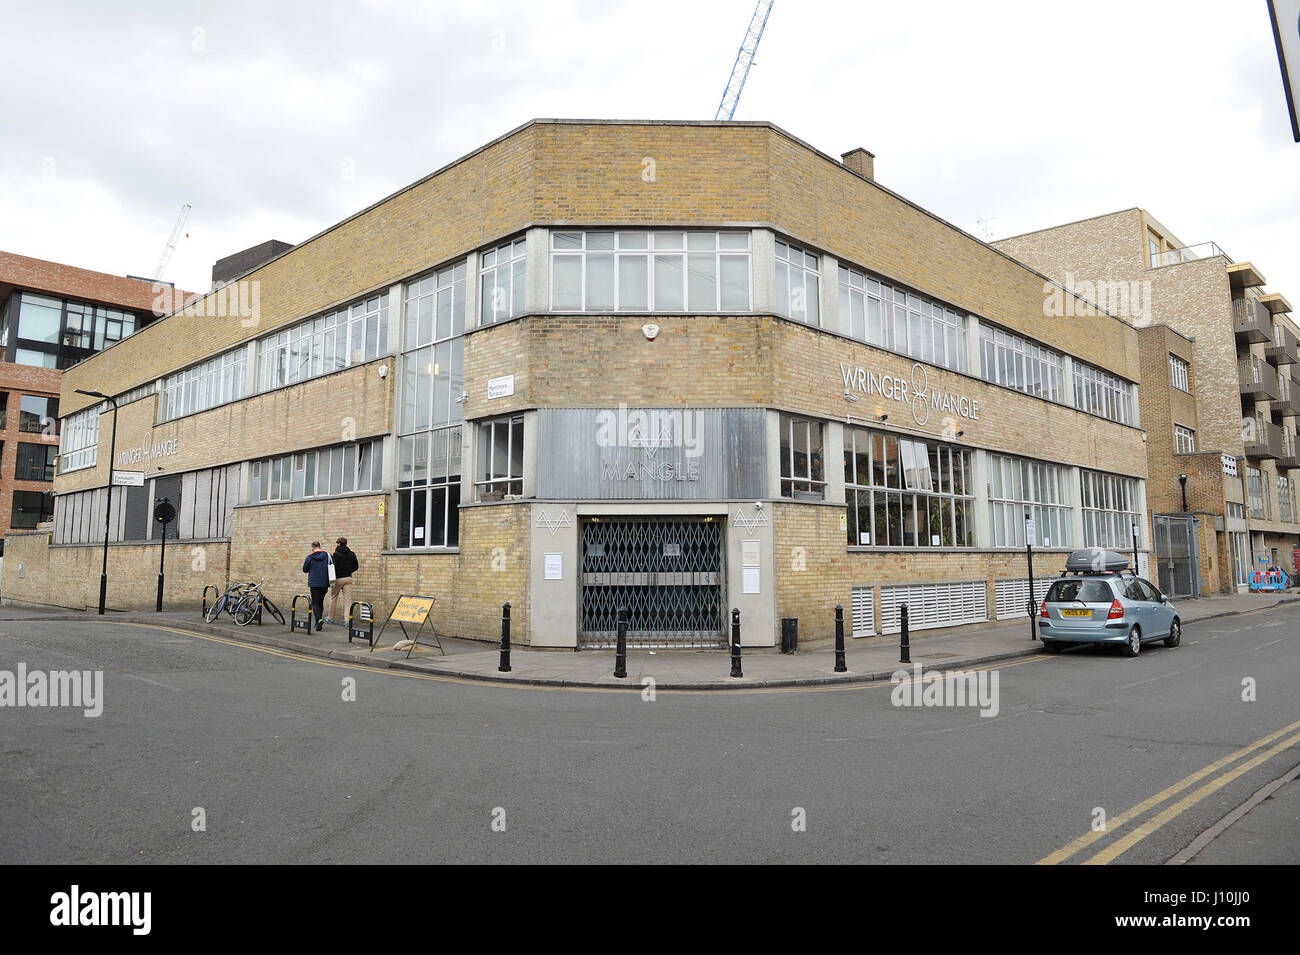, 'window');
1174,425,1195,454
12,490,54,528
14,348,57,368
1227,501,1245,520
1080,470,1139,549
1169,354,1190,392
1280,476,1295,524
841,266,969,373
979,325,1062,400
15,443,57,481
59,407,100,472
477,414,524,498
398,262,467,550
250,440,383,504
164,347,247,421
17,293,62,344
779,414,824,498
774,240,819,325
987,454,1074,548
256,292,389,395
19,395,59,434
1247,466,1267,520
480,237,527,325
550,231,750,312
844,427,974,547
1073,361,1136,425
